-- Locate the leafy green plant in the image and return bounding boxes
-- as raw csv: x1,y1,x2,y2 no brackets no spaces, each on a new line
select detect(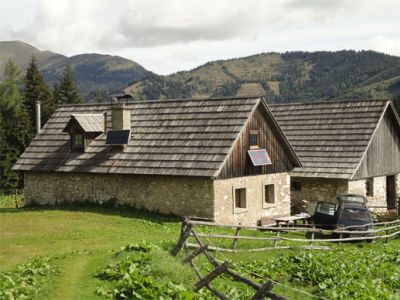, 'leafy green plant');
0,257,61,300
232,243,400,299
